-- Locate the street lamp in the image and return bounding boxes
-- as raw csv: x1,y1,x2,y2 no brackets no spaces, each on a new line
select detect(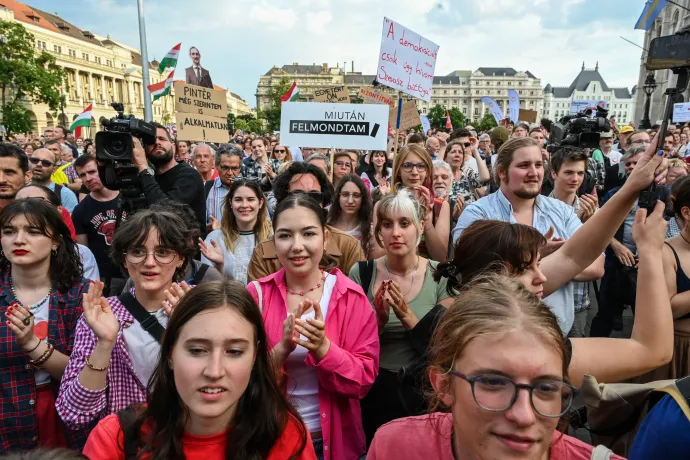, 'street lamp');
641,73,657,130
